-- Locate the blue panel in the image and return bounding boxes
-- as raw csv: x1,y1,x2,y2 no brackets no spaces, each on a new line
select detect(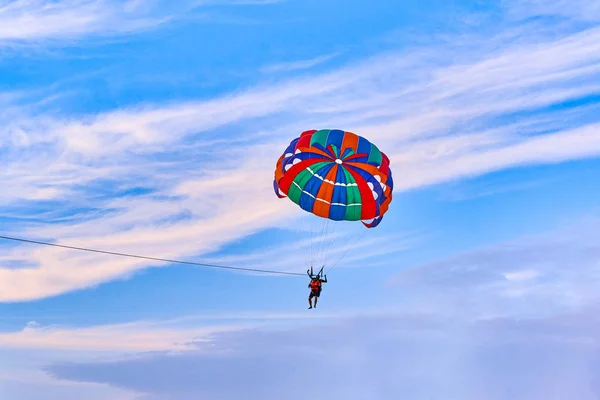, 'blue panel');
326,129,345,151
329,167,348,221
299,190,316,213
357,136,371,159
